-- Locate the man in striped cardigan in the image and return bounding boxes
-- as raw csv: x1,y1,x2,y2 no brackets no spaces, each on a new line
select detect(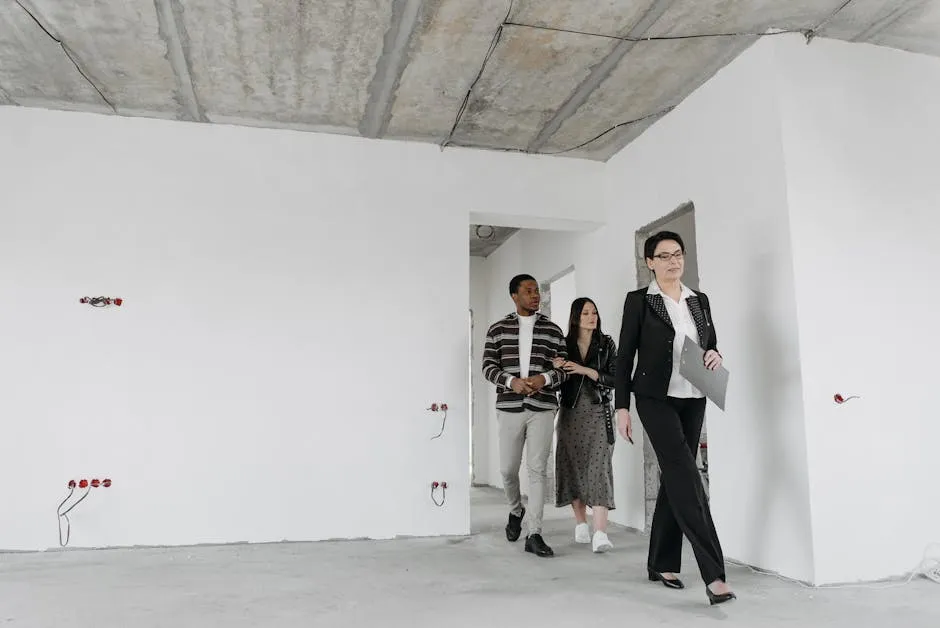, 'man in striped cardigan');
482,273,569,558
